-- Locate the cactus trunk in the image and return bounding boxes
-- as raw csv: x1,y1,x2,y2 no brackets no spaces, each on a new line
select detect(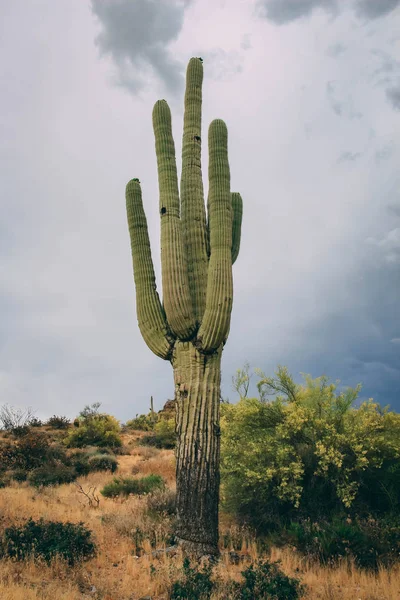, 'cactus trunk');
173,342,221,554
125,57,243,556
